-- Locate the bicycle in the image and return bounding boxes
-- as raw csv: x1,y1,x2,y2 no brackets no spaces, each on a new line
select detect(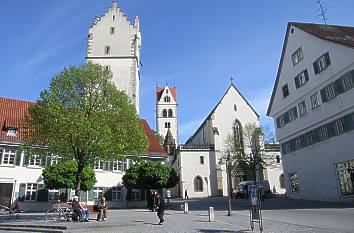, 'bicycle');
45,202,73,222
0,205,20,219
